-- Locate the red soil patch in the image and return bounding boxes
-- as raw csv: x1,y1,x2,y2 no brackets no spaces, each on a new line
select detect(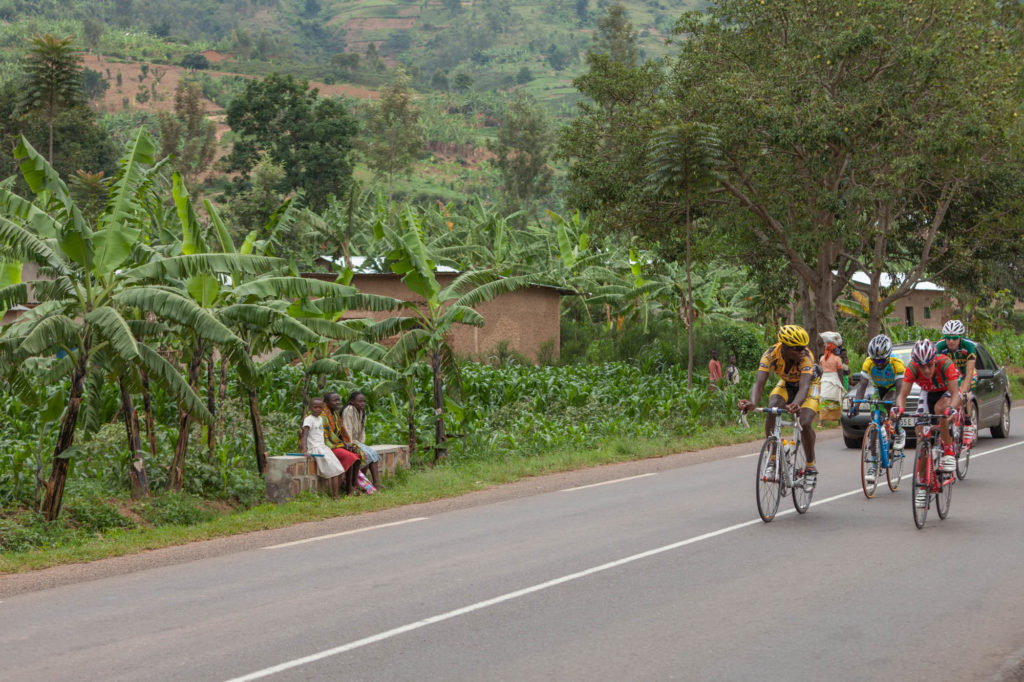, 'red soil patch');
82,54,378,118
426,142,495,170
